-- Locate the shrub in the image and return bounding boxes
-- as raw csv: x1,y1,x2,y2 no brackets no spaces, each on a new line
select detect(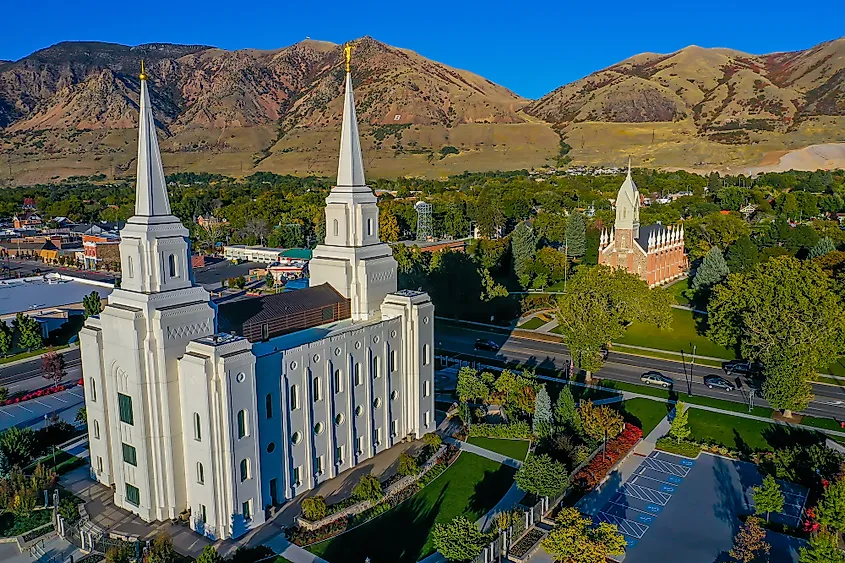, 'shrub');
468,421,532,439
573,424,642,491
397,452,419,477
352,474,383,502
655,437,701,458
301,495,327,521
422,432,442,449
